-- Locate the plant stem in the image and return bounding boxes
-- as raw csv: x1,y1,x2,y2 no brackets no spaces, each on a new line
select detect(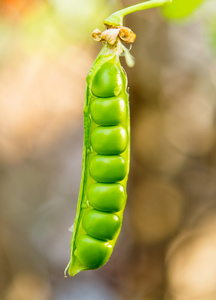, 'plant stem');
104,0,172,26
